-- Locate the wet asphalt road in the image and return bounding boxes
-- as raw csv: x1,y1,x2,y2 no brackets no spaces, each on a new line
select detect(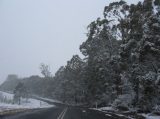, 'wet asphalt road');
0,107,109,119
0,100,130,119
0,106,132,119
